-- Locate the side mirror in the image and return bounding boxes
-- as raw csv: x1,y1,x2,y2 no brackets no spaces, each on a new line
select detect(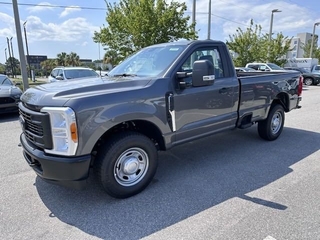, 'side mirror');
15,82,21,86
55,76,64,80
192,60,215,87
